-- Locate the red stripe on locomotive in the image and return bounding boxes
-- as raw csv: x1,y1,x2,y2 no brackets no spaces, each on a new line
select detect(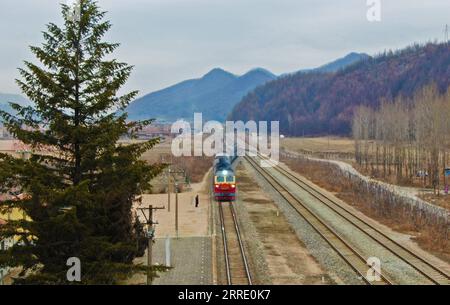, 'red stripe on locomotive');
213,171,236,202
